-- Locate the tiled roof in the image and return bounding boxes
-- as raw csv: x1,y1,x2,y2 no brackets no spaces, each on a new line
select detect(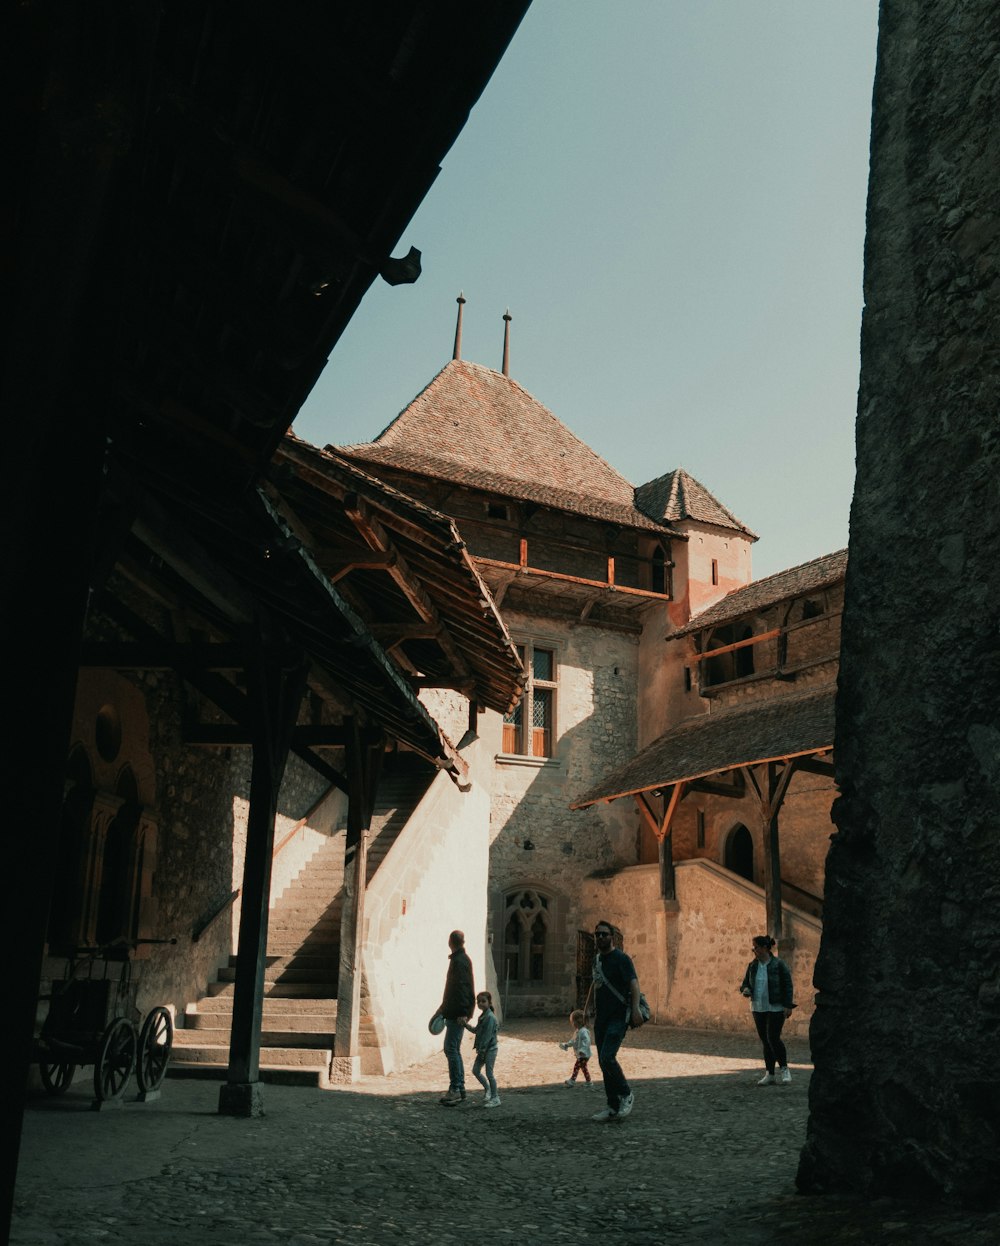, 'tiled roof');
635,468,756,537
334,359,680,534
671,548,848,639
571,686,835,808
